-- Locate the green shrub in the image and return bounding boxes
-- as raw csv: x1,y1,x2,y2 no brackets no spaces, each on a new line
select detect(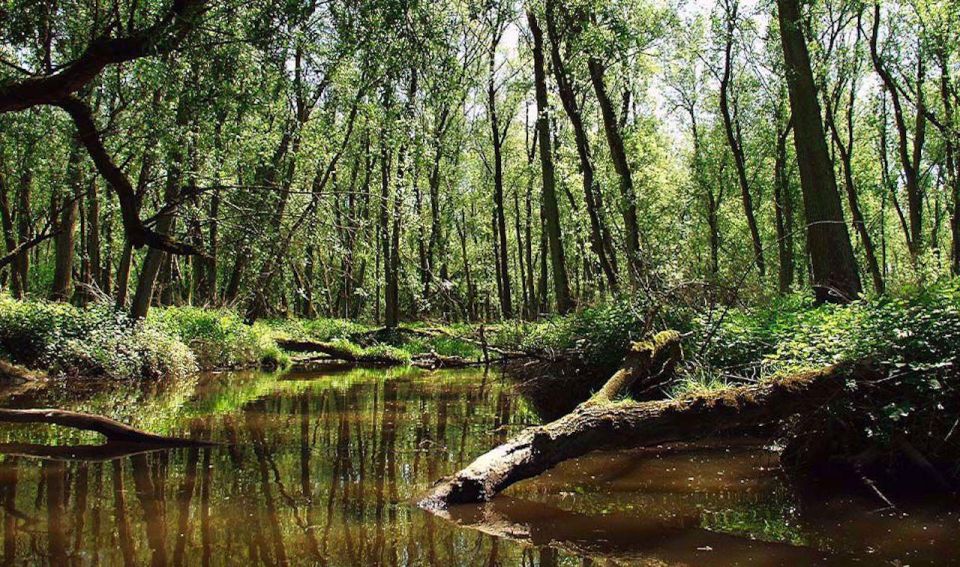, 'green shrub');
0,296,197,379
149,306,288,370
